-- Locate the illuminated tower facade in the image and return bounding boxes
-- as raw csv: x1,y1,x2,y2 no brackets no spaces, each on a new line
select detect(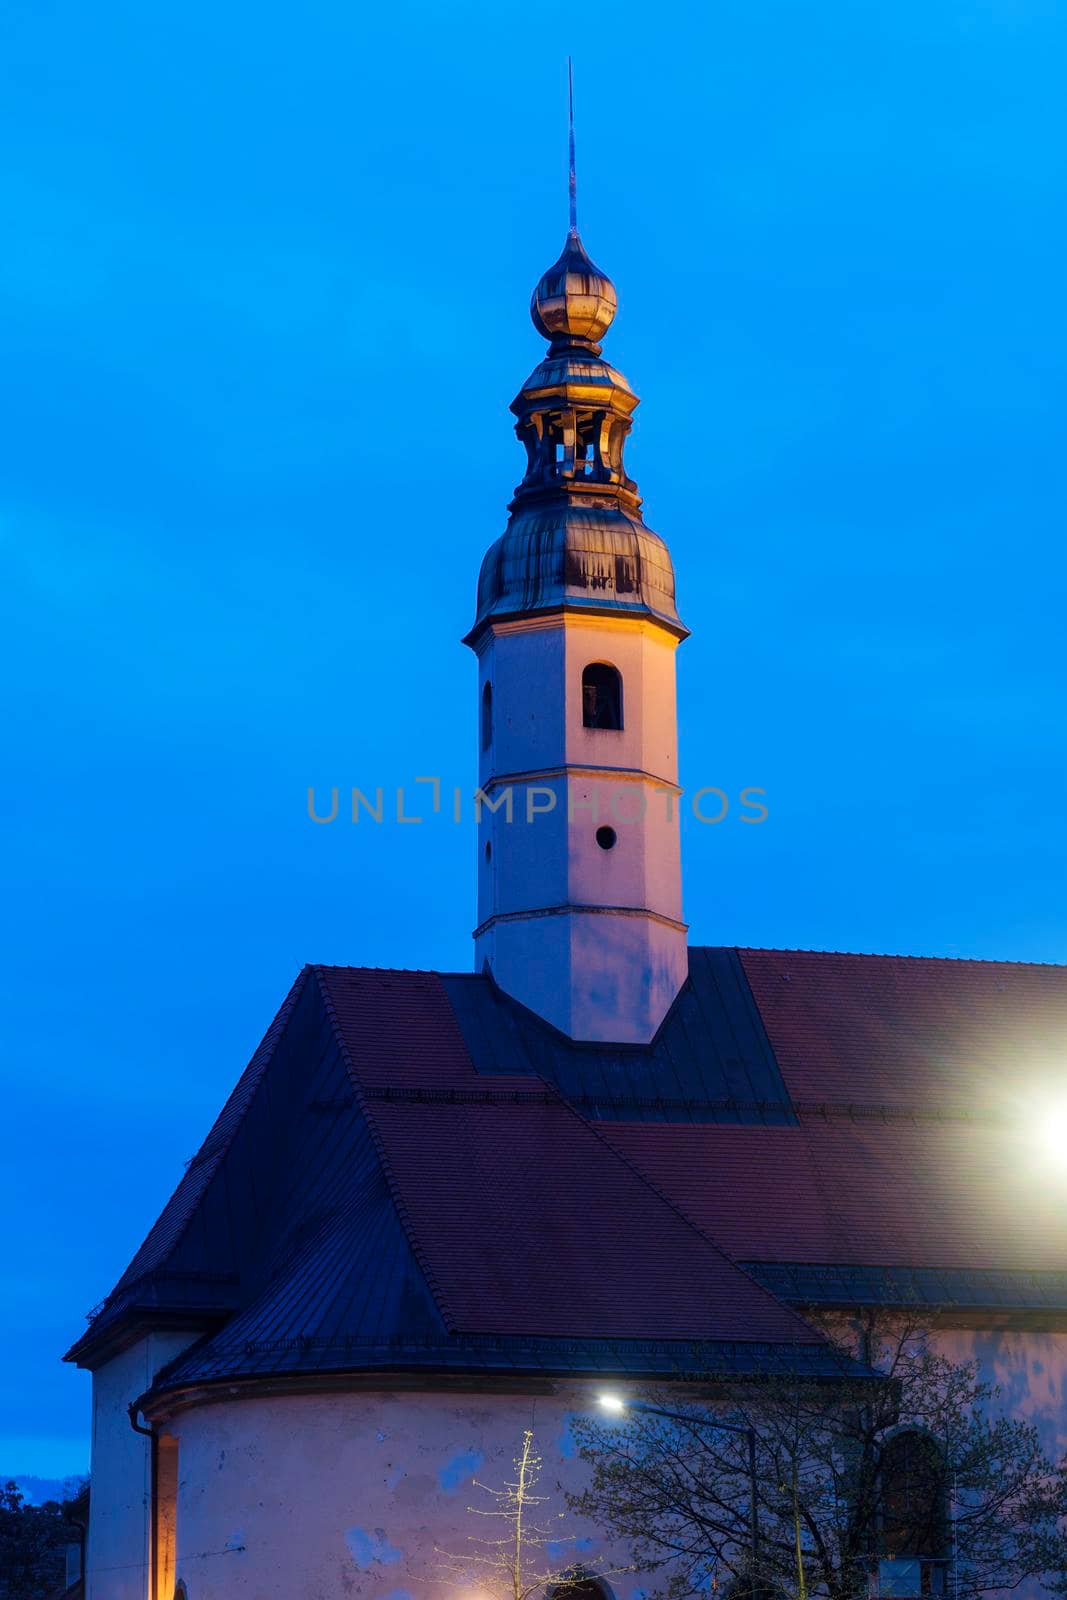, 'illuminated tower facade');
464,217,688,1043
